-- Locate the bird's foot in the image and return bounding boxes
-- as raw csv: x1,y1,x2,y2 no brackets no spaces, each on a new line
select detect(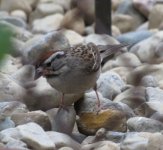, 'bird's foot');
94,103,102,115
59,104,67,110
58,104,73,112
